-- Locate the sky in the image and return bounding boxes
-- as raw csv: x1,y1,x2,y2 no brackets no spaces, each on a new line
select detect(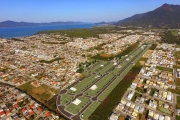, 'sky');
0,0,180,23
